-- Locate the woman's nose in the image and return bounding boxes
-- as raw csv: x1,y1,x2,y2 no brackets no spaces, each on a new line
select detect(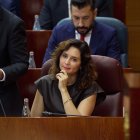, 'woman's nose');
65,58,70,64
